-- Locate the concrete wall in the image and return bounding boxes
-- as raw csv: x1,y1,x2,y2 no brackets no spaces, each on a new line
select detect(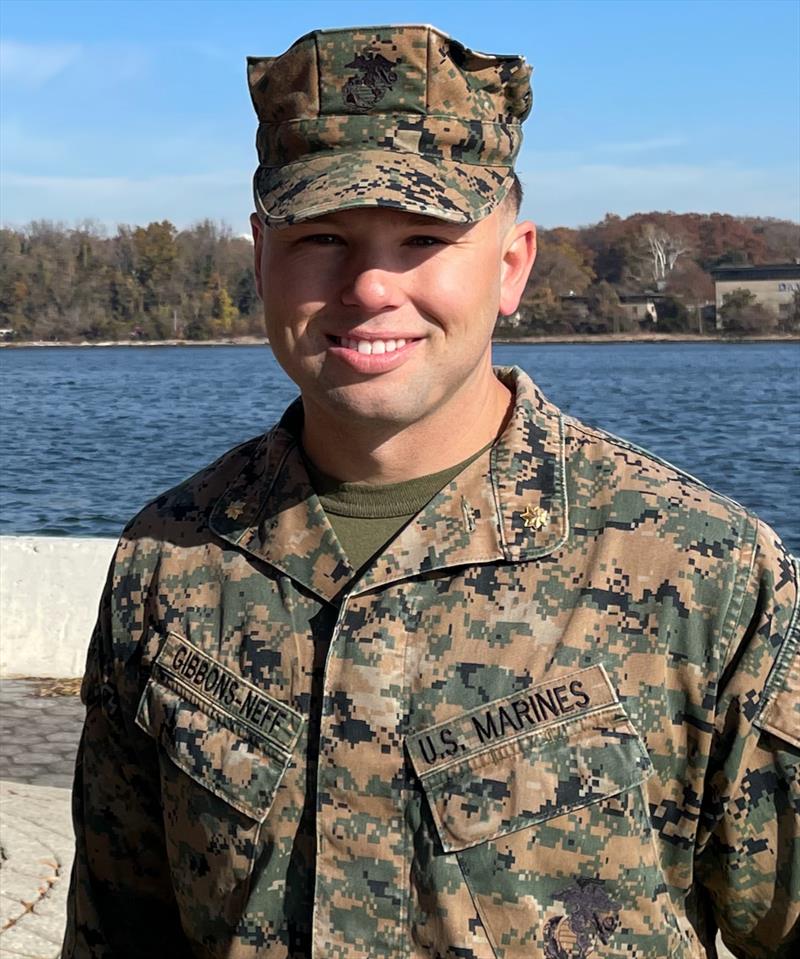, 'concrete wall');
0,536,117,678
715,277,800,313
